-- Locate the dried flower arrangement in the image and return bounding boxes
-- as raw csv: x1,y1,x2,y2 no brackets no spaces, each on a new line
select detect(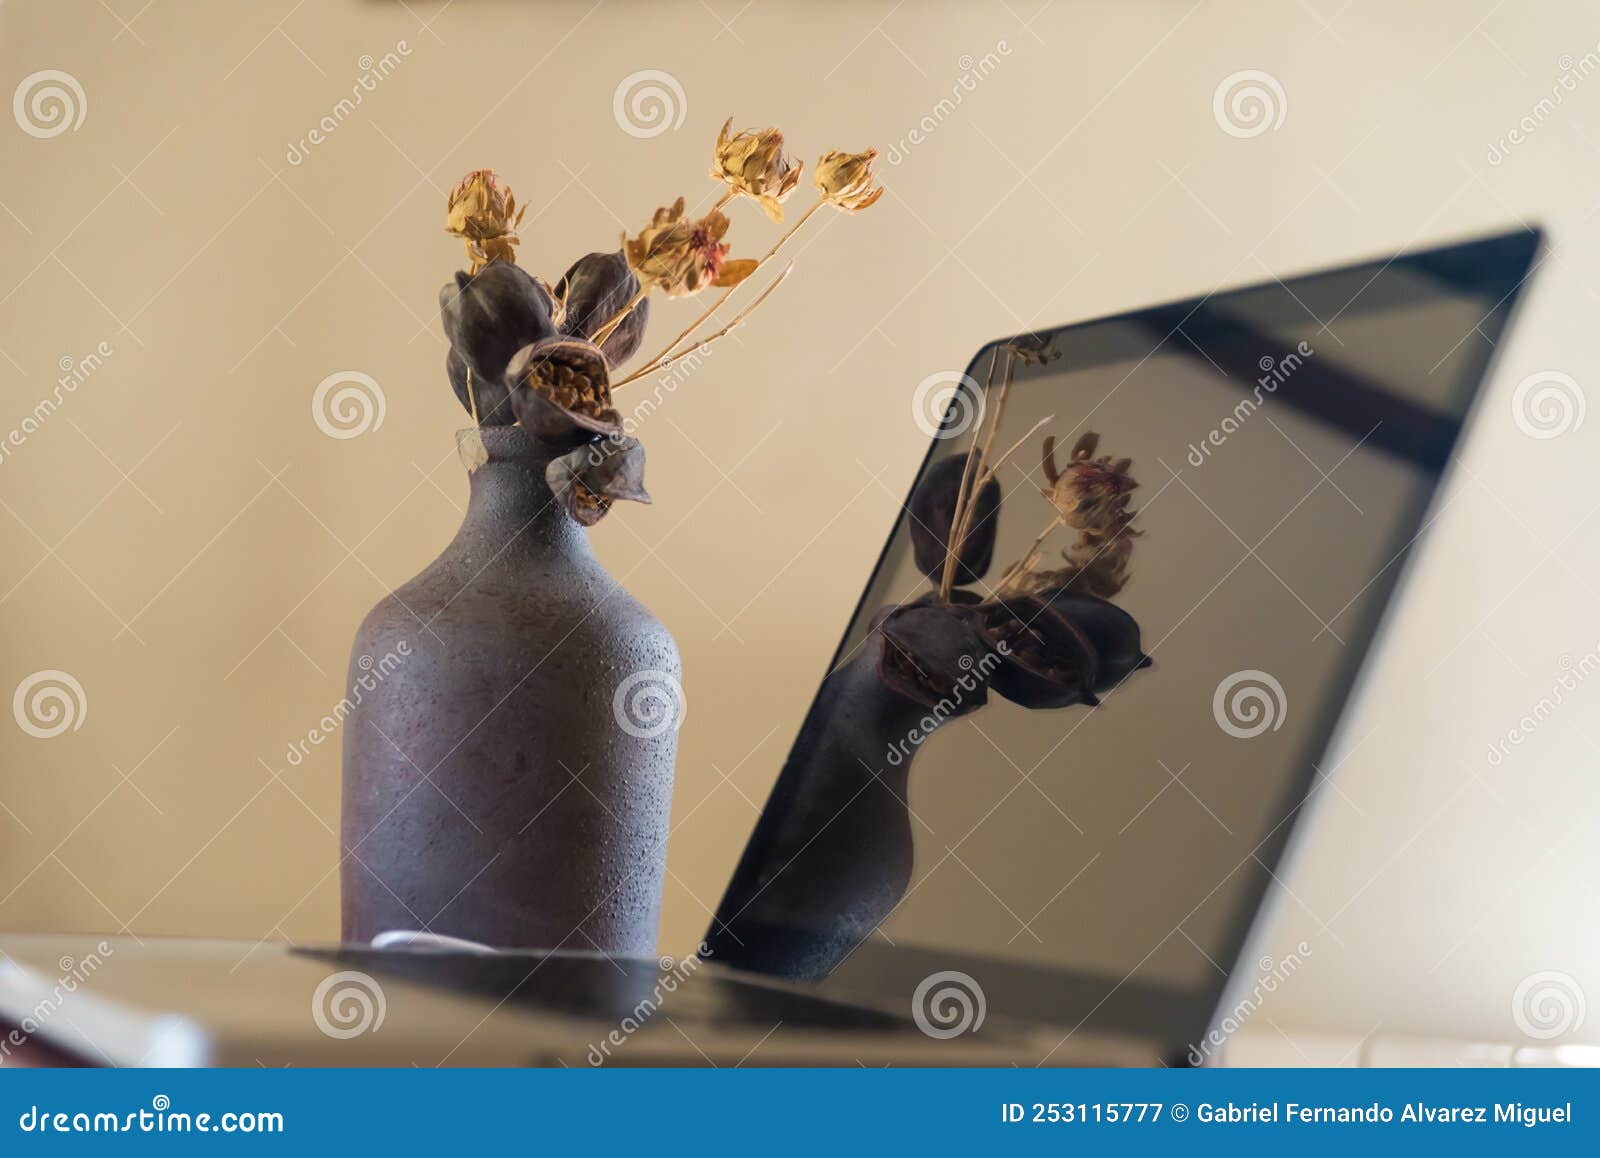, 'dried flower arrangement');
882,339,1154,719
438,120,881,526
